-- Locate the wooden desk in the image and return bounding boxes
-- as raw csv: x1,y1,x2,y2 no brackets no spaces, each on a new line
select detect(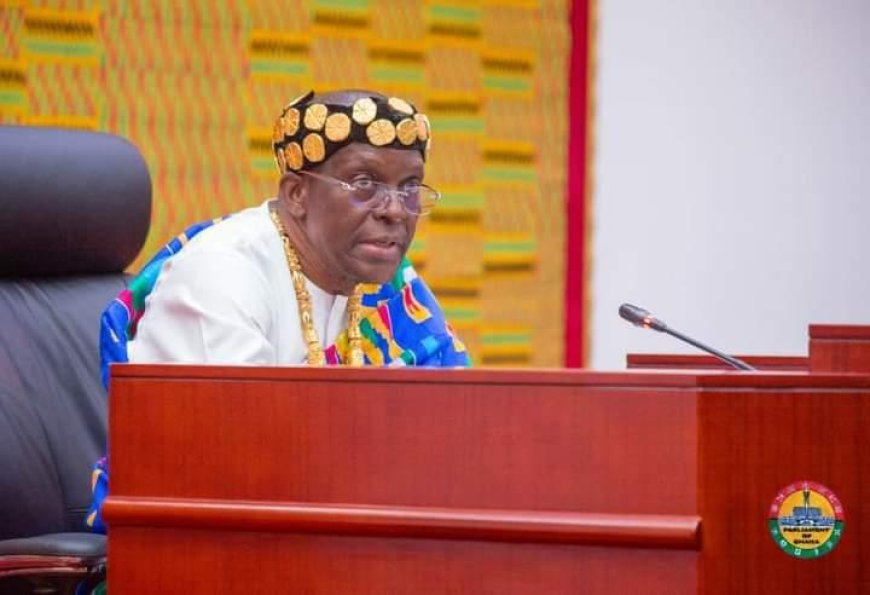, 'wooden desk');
104,365,869,594
626,353,807,371
809,324,870,372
